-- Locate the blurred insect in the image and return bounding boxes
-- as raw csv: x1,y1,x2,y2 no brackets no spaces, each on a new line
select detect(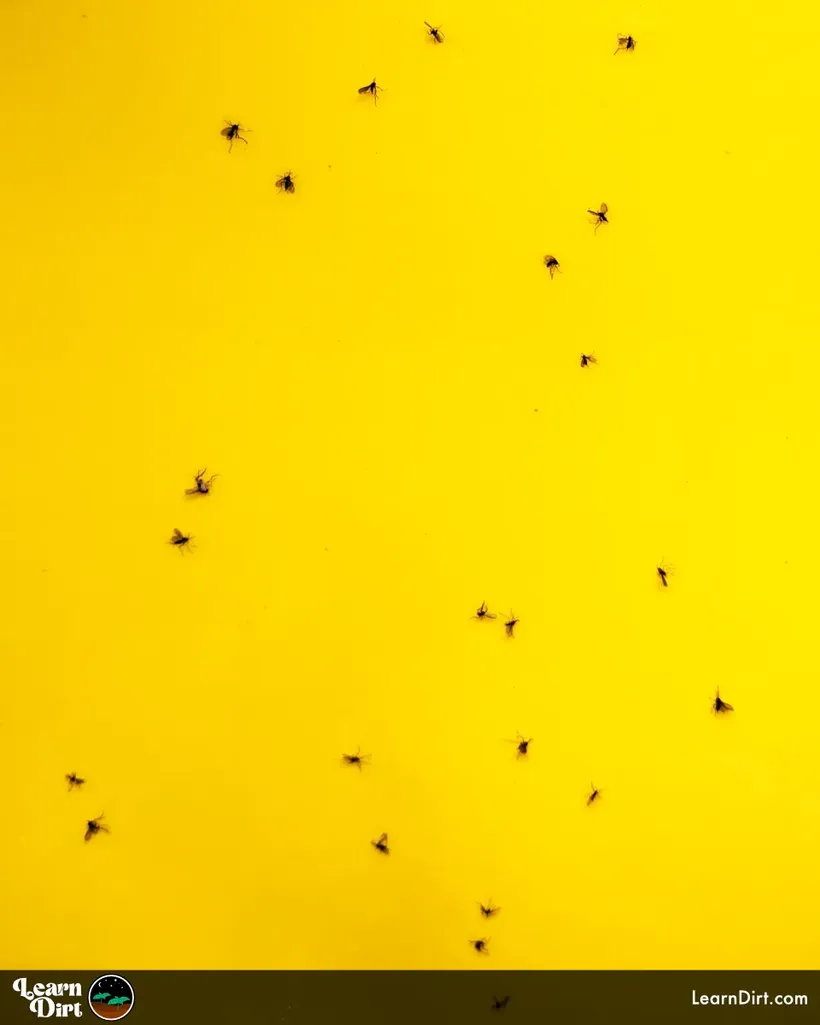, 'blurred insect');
512,733,532,758
712,690,734,714
491,996,511,1011
185,469,217,496
342,748,371,770
657,560,673,587
84,813,109,842
580,353,597,367
587,783,600,806
615,34,636,54
358,79,383,104
424,21,444,43
503,611,519,638
169,528,194,551
543,255,561,279
588,203,609,232
479,901,501,918
65,772,85,791
470,938,490,954
472,601,497,621
221,121,250,152
276,172,295,194
371,832,390,854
